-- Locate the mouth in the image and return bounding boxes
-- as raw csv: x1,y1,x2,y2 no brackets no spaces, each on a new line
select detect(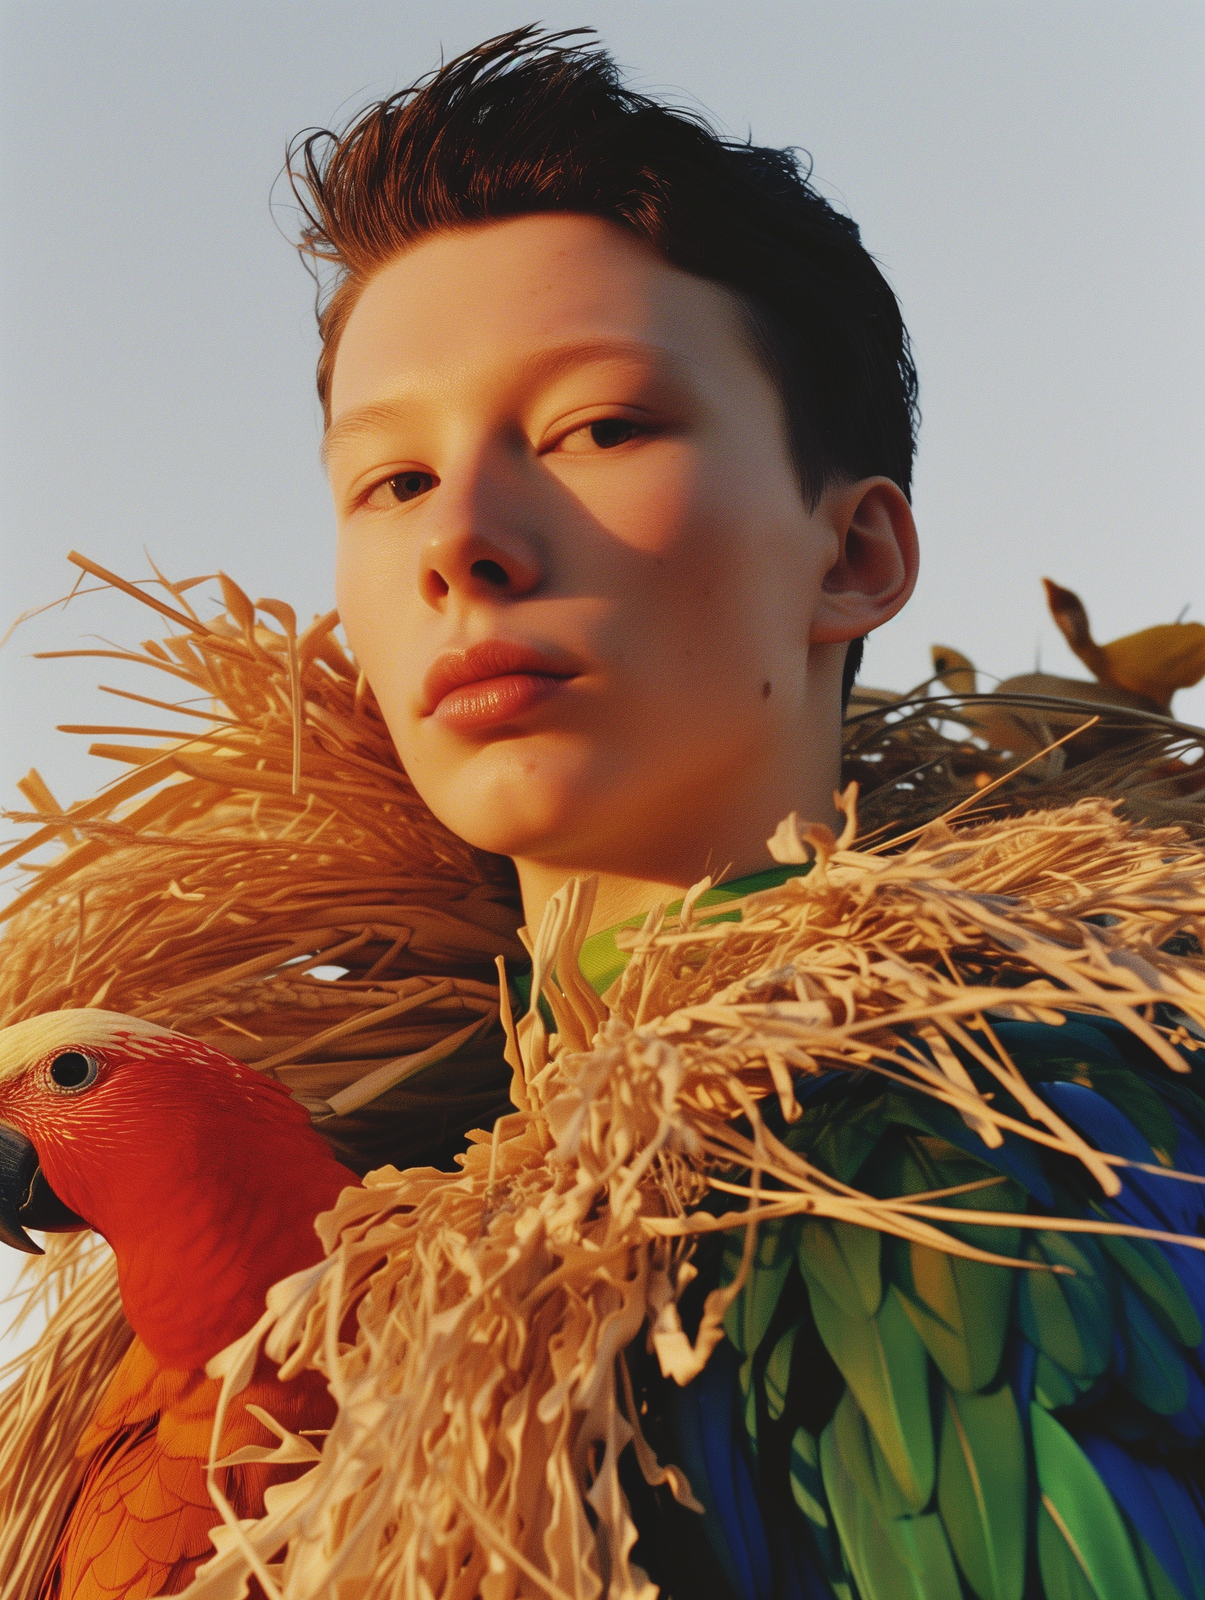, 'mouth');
0,1123,85,1255
422,640,581,733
